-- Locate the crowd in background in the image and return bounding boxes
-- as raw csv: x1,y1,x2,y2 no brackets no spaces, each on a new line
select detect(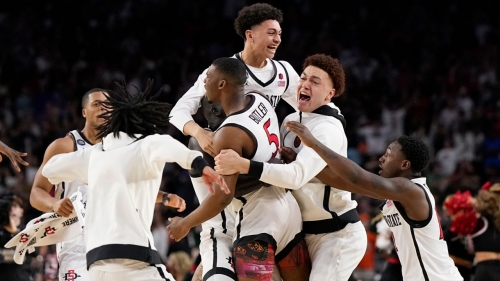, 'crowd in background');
0,0,499,280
